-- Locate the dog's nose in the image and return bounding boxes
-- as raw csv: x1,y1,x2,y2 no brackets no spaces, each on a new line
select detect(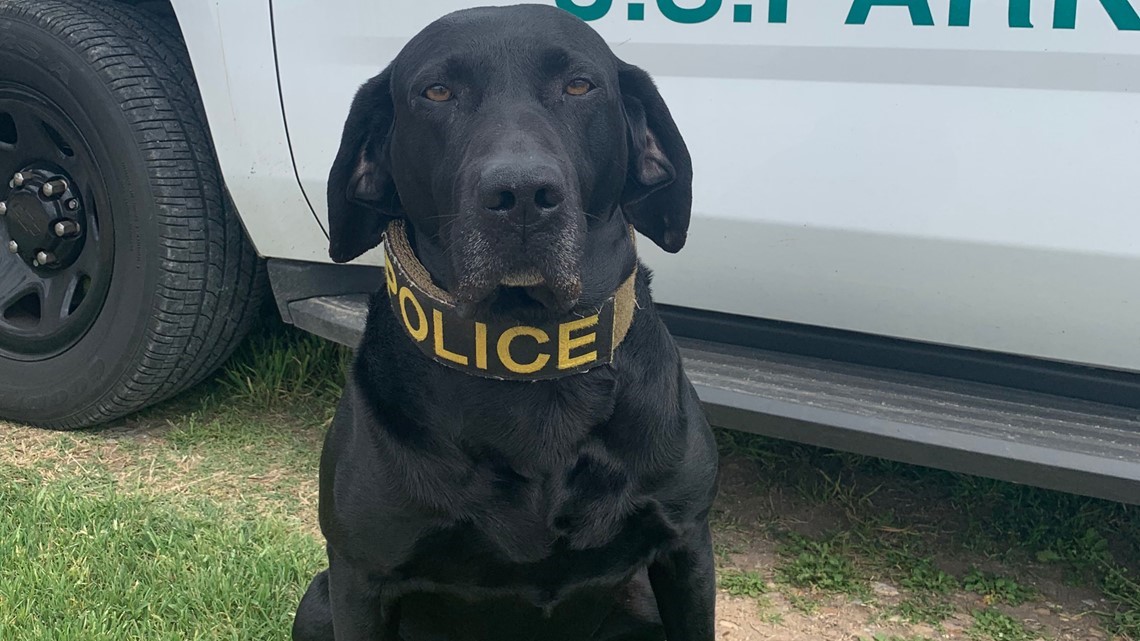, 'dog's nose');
478,162,566,226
